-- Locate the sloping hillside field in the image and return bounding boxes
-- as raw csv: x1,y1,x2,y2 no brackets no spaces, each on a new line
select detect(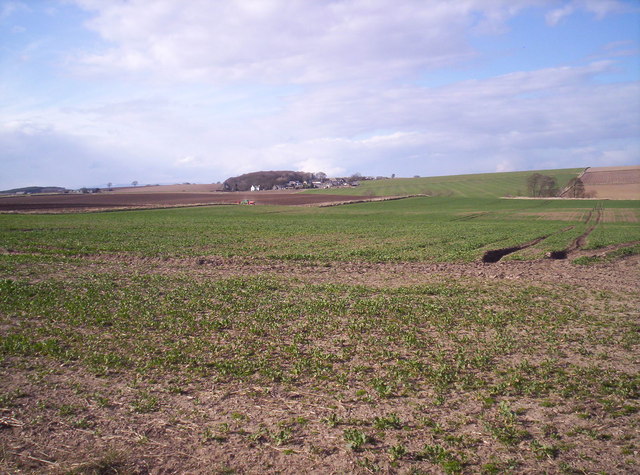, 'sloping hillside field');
307,168,585,198
581,166,640,200
1,184,639,471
